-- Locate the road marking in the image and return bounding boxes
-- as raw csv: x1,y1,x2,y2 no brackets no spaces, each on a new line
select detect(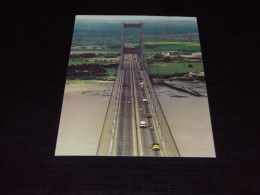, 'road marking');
132,57,143,156
141,70,164,157
129,56,138,156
